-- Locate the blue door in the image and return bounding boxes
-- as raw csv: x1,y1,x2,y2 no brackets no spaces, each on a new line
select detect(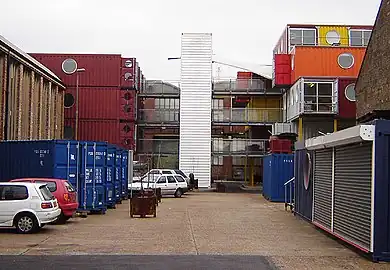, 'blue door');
121,150,129,199
115,147,122,203
106,144,116,207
